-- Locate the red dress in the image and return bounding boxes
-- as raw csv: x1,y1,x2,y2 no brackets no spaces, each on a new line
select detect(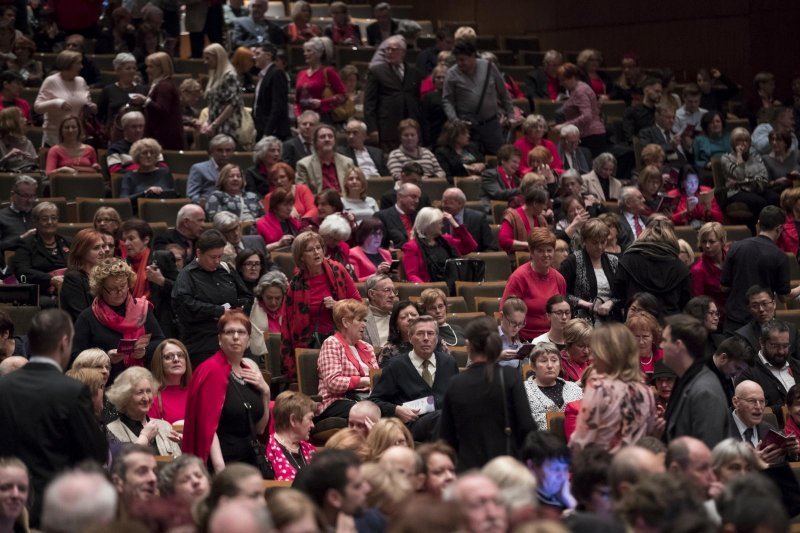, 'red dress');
45,144,97,174
690,253,727,316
